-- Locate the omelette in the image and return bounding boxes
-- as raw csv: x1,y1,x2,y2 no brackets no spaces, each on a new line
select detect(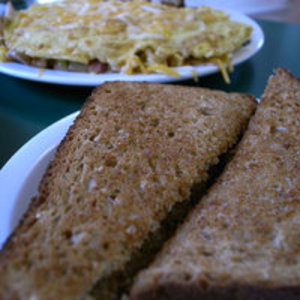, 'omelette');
0,0,252,81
